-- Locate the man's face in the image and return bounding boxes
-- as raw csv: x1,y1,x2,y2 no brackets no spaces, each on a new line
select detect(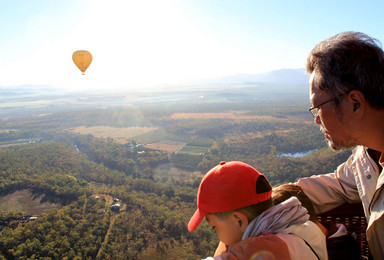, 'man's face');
309,72,357,150
206,213,244,246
